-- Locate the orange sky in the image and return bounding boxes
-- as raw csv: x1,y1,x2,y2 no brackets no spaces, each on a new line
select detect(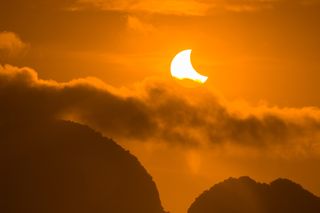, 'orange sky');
1,1,320,213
